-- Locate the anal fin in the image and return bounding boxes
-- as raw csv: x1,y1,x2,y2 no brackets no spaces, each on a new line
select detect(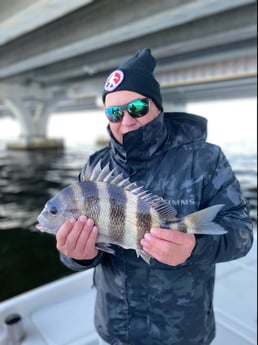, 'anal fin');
95,243,115,255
